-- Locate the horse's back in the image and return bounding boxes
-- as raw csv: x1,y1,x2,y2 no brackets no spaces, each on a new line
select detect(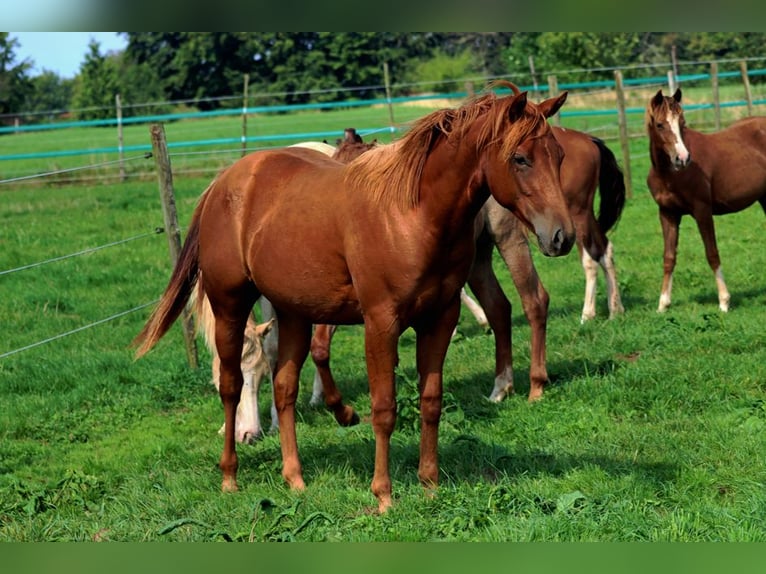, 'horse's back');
553,127,600,210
